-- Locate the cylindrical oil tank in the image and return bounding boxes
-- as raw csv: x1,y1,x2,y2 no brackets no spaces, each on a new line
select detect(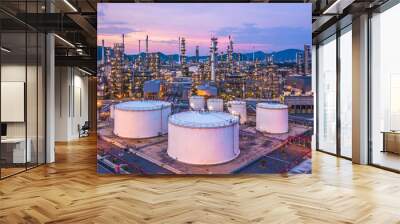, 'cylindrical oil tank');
189,96,205,110
168,111,240,165
256,103,288,134
114,100,172,138
207,98,223,112
227,101,247,124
